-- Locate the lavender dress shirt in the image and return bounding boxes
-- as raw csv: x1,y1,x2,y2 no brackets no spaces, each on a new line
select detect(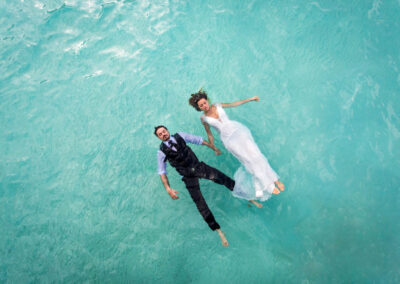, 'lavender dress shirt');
157,132,203,175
